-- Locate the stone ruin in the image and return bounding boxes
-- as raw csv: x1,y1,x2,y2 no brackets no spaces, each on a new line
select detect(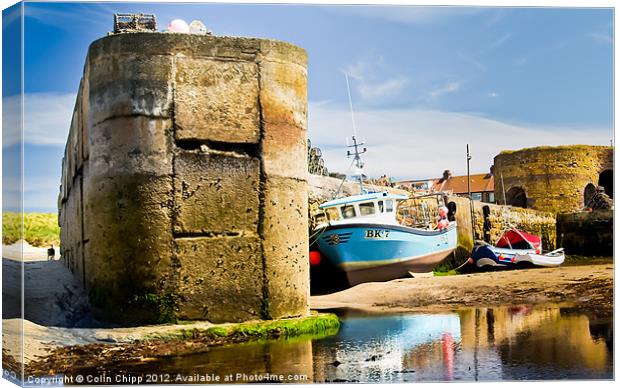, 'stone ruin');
493,145,613,212
59,32,310,324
